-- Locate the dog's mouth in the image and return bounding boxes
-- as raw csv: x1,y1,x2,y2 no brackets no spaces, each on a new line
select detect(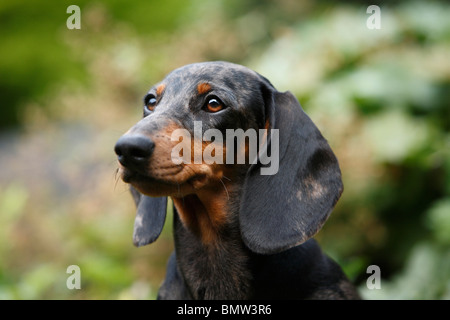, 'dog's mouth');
118,165,211,197
186,174,208,188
